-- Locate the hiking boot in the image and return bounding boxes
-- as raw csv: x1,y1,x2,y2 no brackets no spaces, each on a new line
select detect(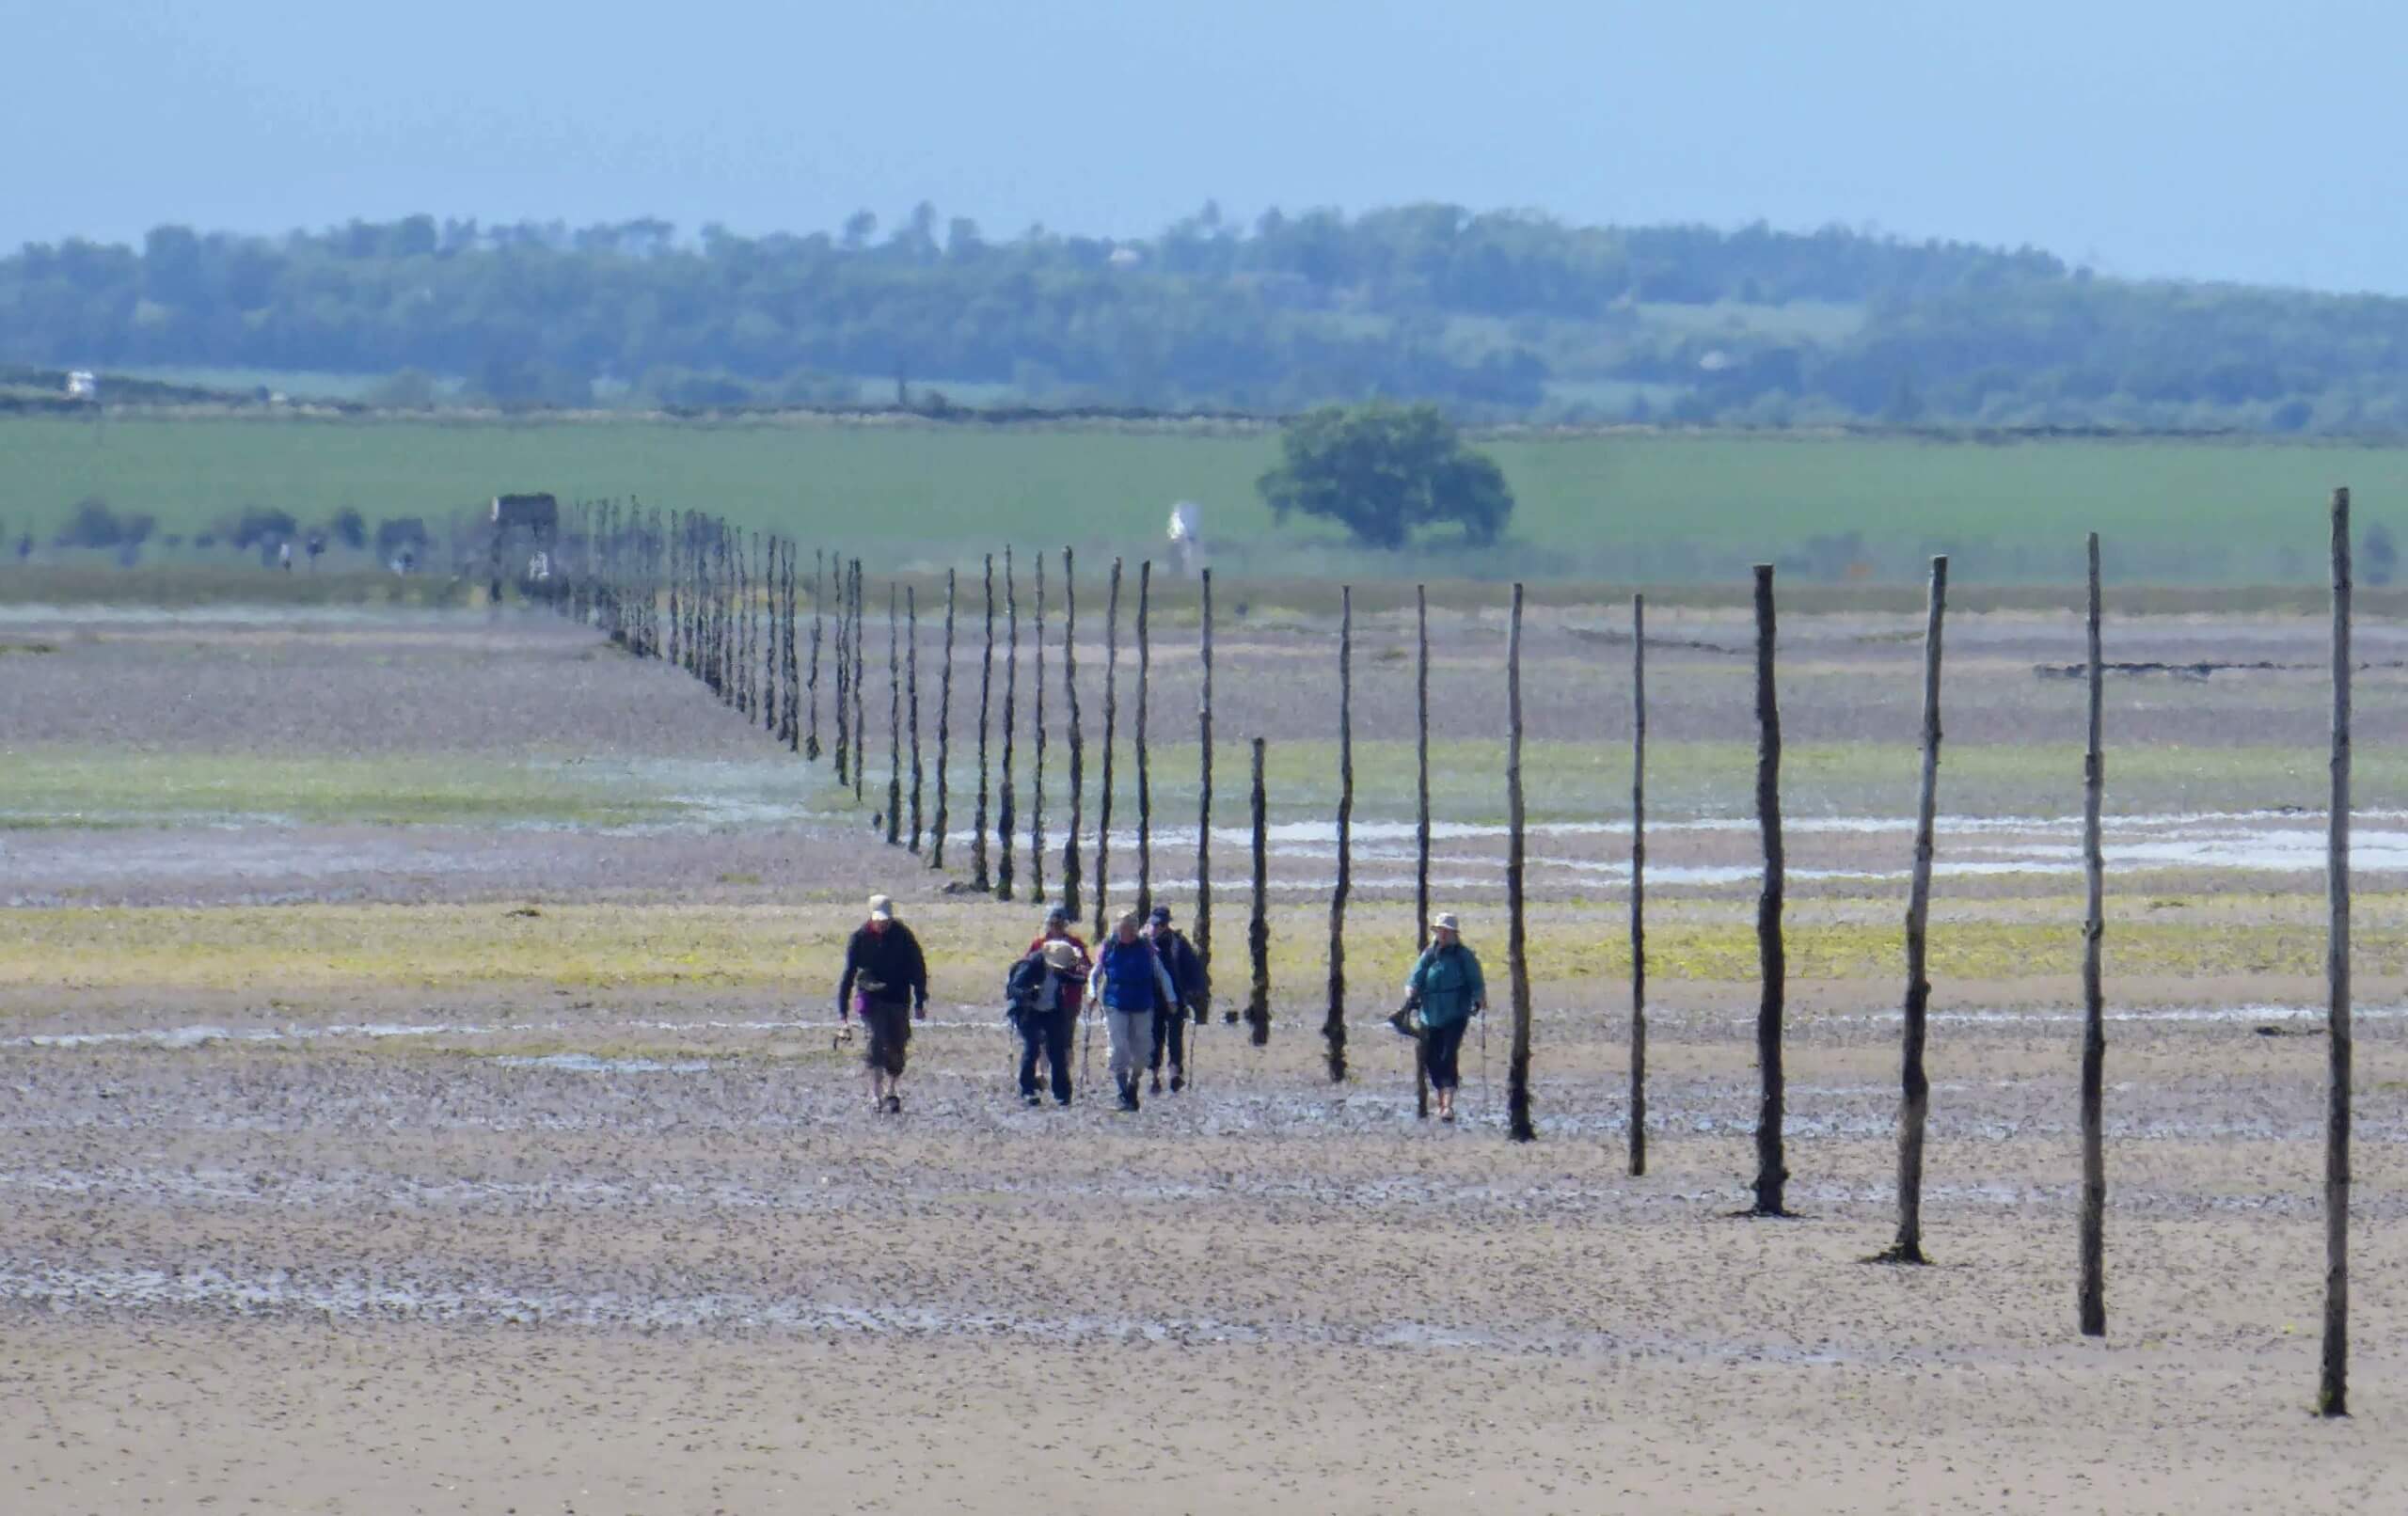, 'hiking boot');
1386,1006,1418,1039
1022,1093,1042,1108
1117,1080,1140,1113
1169,1068,1185,1093
1149,1072,1164,1095
885,1094,902,1115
